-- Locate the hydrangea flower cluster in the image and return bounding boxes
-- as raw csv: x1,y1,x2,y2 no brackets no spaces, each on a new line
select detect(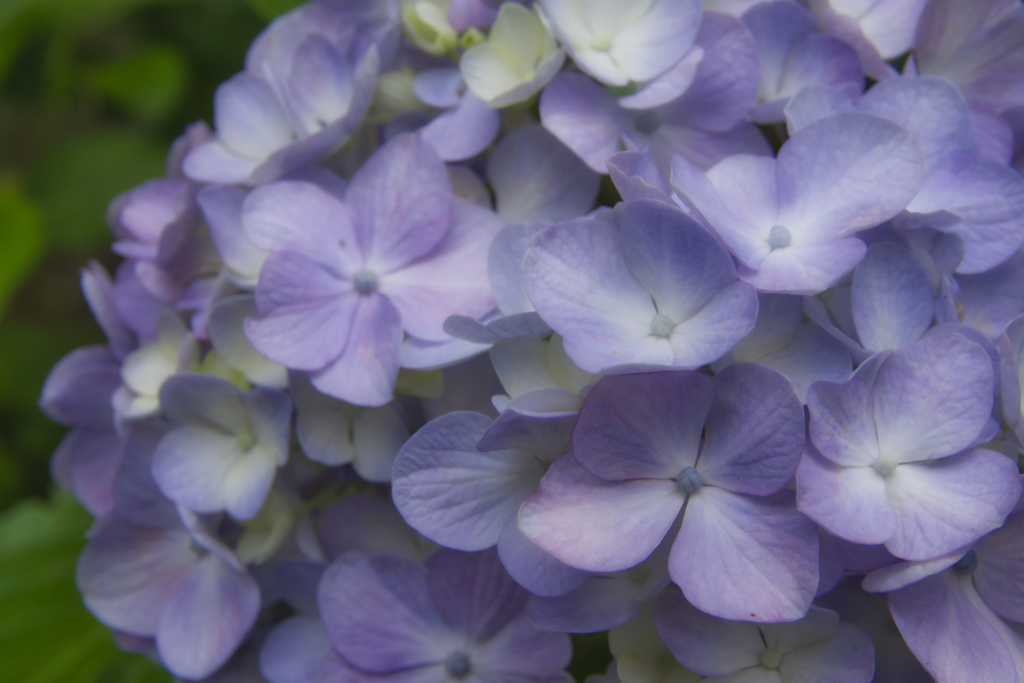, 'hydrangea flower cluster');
38,0,1024,681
